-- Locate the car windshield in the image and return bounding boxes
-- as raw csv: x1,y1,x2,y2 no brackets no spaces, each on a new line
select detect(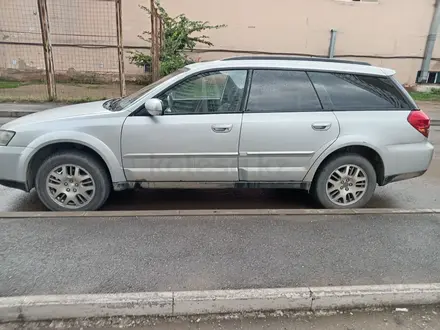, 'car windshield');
103,67,189,111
